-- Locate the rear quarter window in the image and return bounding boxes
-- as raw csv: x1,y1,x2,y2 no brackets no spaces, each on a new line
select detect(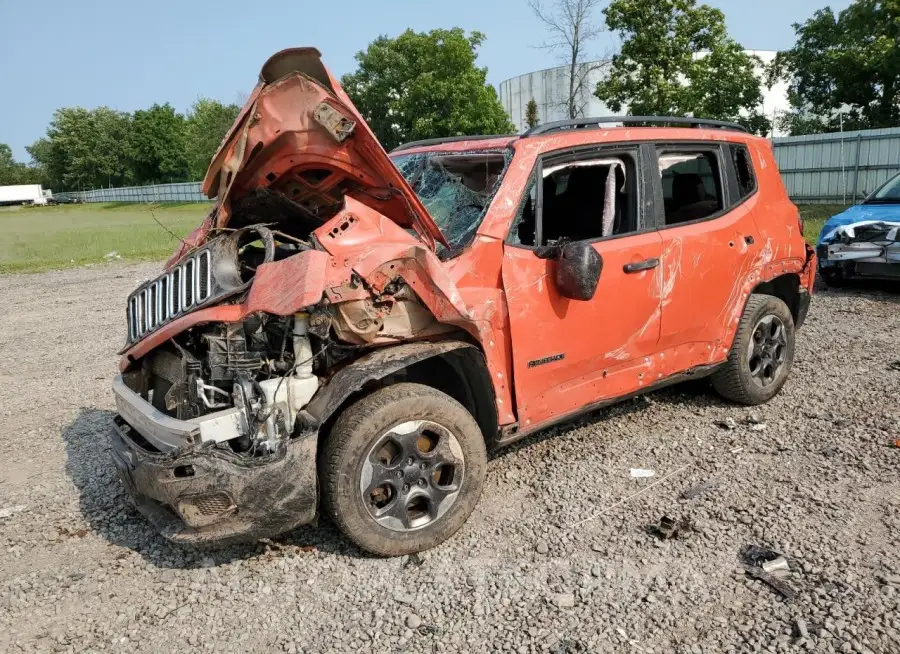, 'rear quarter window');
730,144,757,200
